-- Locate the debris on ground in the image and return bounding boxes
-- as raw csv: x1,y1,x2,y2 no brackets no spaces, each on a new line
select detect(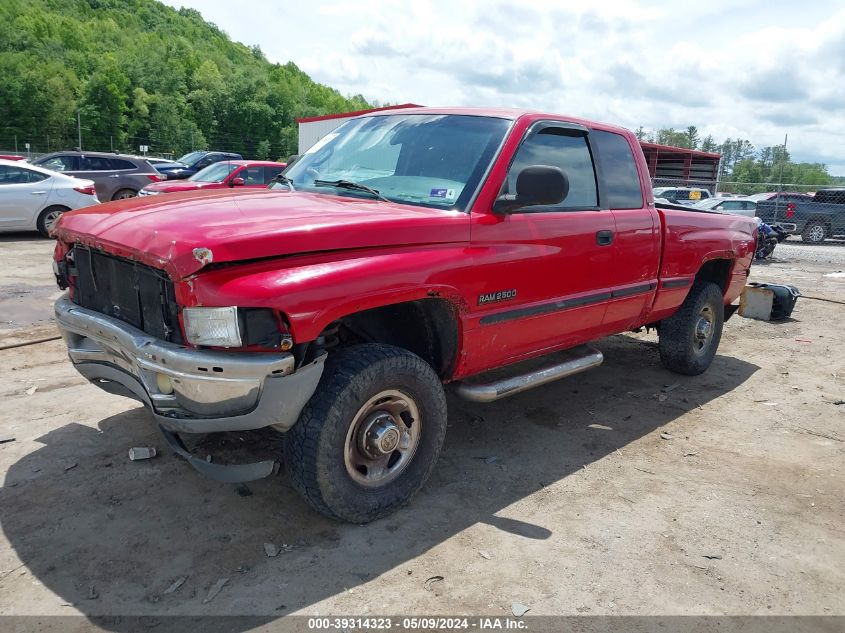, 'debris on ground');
203,577,229,603
703,554,723,560
660,432,673,440
483,456,499,464
63,463,77,472
588,424,613,431
0,438,16,445
479,550,492,560
662,383,681,393
128,447,157,461
87,585,99,600
235,484,252,497
25,386,37,395
511,602,531,617
657,394,668,402
424,575,444,591
264,543,280,558
163,576,187,595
